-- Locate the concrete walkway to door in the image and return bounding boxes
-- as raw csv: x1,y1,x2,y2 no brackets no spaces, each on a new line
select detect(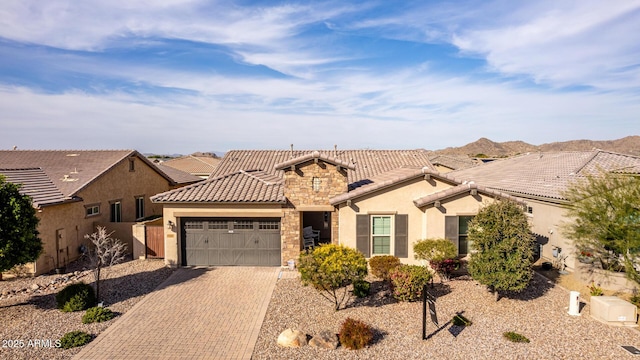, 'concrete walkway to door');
74,267,280,360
